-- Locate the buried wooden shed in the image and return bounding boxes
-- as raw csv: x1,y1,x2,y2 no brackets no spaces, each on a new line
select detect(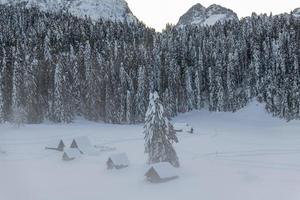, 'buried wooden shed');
145,162,178,183
45,139,65,151
173,123,194,134
62,148,81,161
107,153,129,170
